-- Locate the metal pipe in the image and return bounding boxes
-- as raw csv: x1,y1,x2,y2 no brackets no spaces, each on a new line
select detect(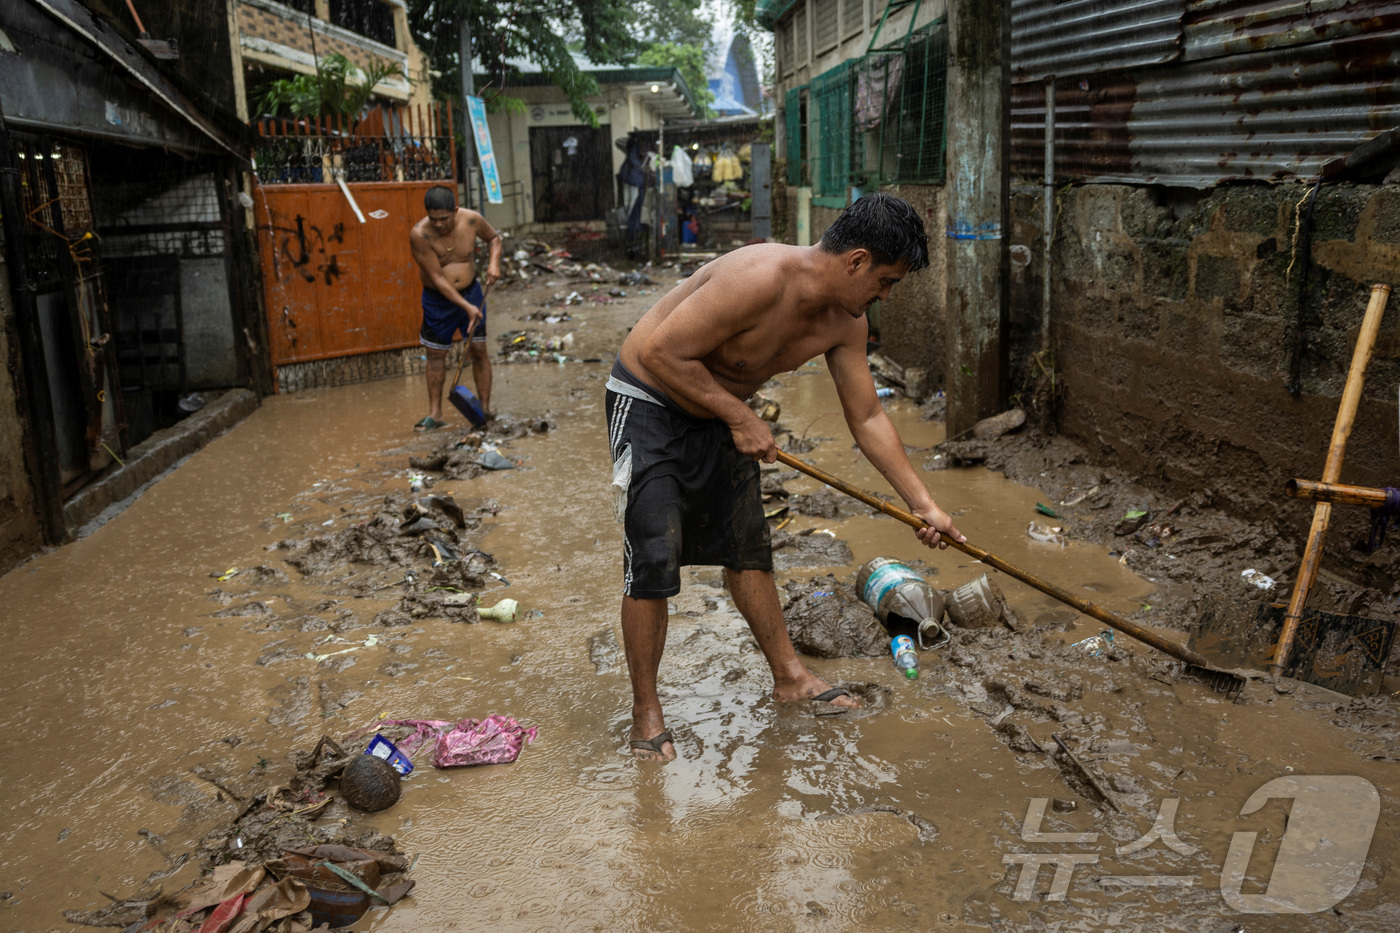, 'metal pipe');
1041,76,1054,356
457,18,476,212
